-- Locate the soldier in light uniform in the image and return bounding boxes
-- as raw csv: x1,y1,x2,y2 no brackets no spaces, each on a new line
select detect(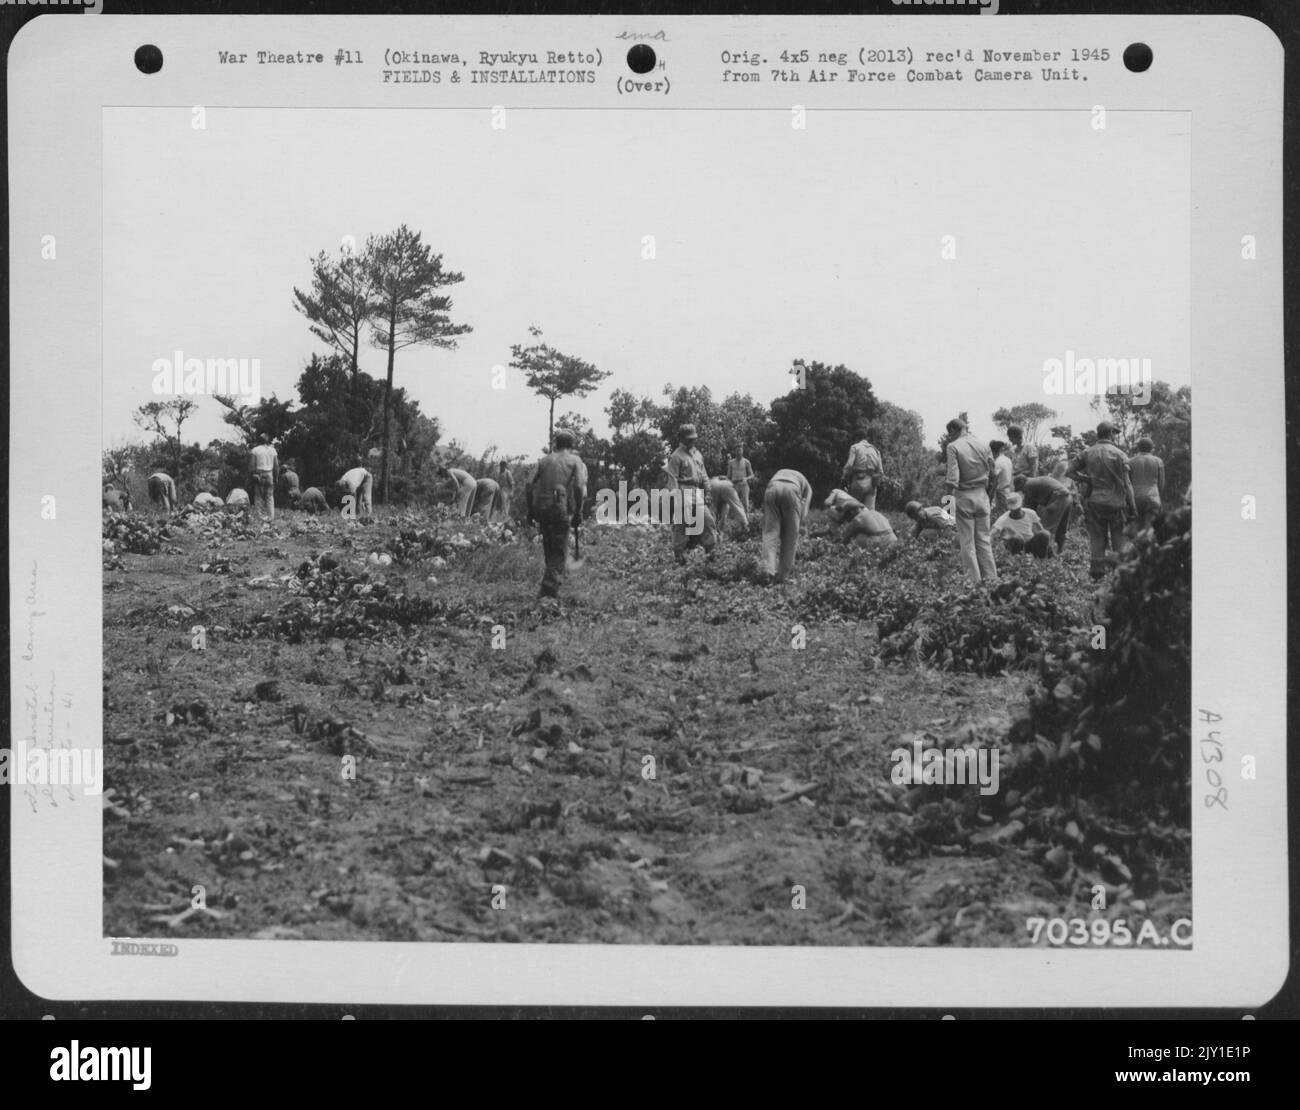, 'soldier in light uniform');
247,436,279,522
437,466,477,518
280,463,301,507
824,489,897,549
944,418,998,585
708,477,748,534
473,477,501,518
497,461,515,519
335,466,373,516
664,424,717,564
841,426,883,511
726,444,755,513
760,469,813,581
526,430,588,599
1129,438,1165,529
1068,421,1137,579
